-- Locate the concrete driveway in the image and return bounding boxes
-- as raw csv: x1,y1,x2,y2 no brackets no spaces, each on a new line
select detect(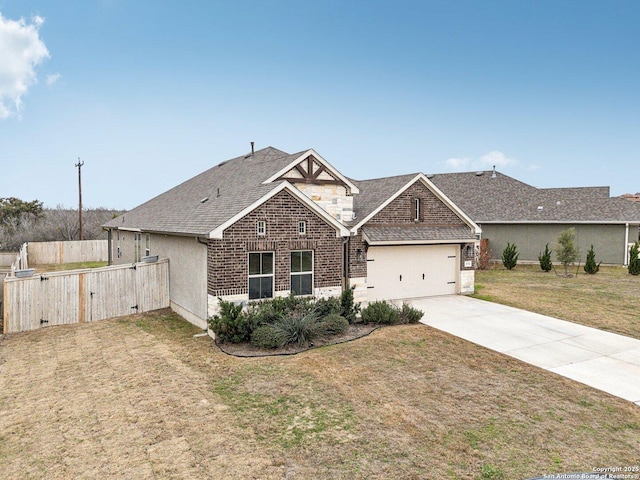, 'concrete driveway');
410,295,640,406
